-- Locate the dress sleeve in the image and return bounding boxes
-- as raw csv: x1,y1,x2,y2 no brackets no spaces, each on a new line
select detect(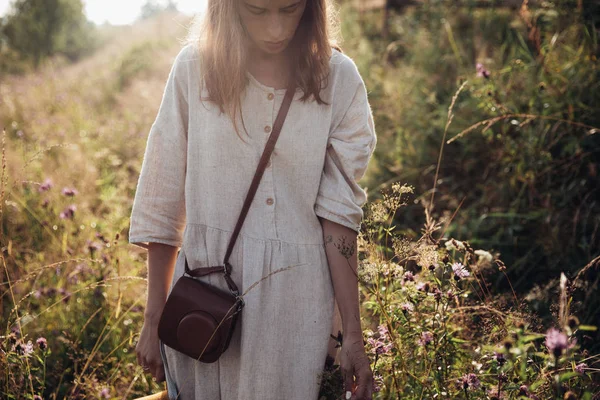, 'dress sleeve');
314,77,377,233
128,46,191,250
